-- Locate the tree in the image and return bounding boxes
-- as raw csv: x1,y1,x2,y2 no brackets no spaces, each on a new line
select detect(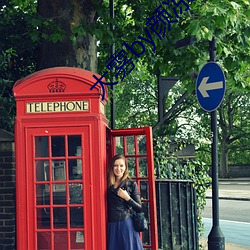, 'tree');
37,0,101,71
125,0,250,178
1,0,249,174
218,90,250,177
98,0,249,178
173,88,250,178
1,0,249,246
0,0,37,131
